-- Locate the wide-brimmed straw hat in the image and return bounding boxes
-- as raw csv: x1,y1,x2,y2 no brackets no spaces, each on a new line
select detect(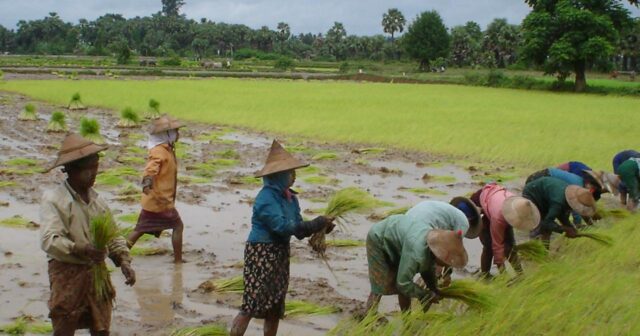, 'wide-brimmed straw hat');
600,171,621,196
502,196,540,231
150,115,184,134
565,185,596,217
254,140,309,178
582,170,605,191
426,229,468,268
45,133,108,172
449,197,481,239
